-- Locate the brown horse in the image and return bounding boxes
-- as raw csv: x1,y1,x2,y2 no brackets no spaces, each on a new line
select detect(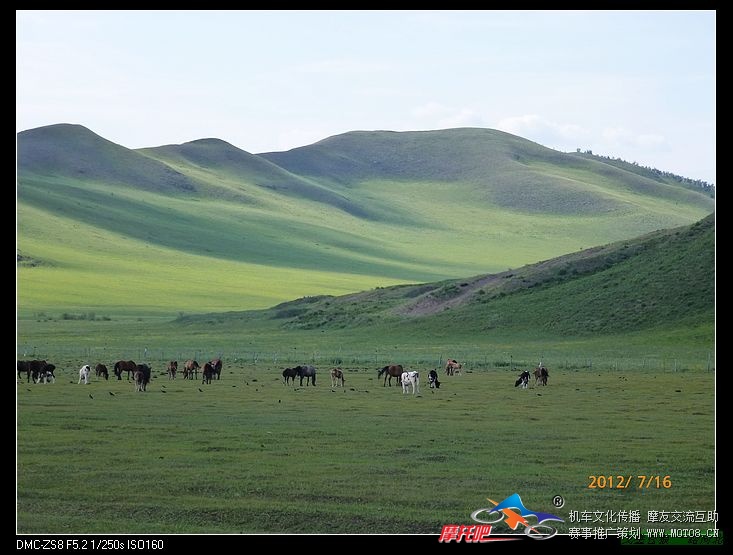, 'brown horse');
378,364,403,386
167,361,178,379
183,360,200,380
534,366,549,386
330,367,345,387
113,360,136,381
445,359,462,376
